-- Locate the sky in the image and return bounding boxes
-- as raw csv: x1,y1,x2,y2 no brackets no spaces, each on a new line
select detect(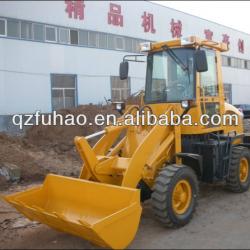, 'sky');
152,1,250,34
